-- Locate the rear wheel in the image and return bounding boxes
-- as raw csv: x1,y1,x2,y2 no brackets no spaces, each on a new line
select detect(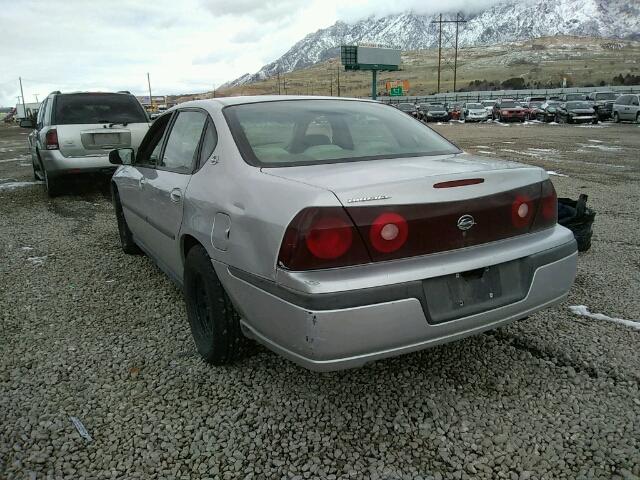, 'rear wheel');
184,245,244,365
636,112,639,124
613,112,620,123
43,169,61,197
113,188,142,255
